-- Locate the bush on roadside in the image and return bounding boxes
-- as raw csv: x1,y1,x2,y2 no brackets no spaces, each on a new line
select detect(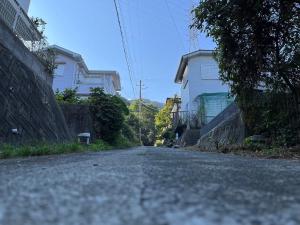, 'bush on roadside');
54,87,139,146
88,140,113,152
121,121,139,143
155,140,164,147
112,135,139,149
89,88,126,143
